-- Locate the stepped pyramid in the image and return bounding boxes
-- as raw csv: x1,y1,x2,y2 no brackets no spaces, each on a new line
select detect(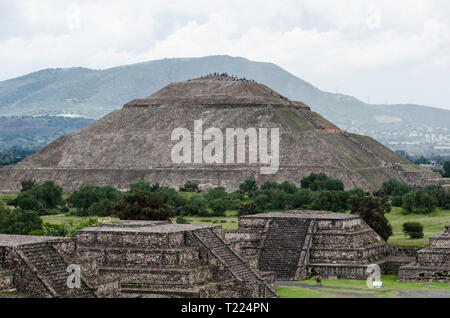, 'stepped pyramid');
226,210,388,280
0,74,440,192
399,226,449,282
